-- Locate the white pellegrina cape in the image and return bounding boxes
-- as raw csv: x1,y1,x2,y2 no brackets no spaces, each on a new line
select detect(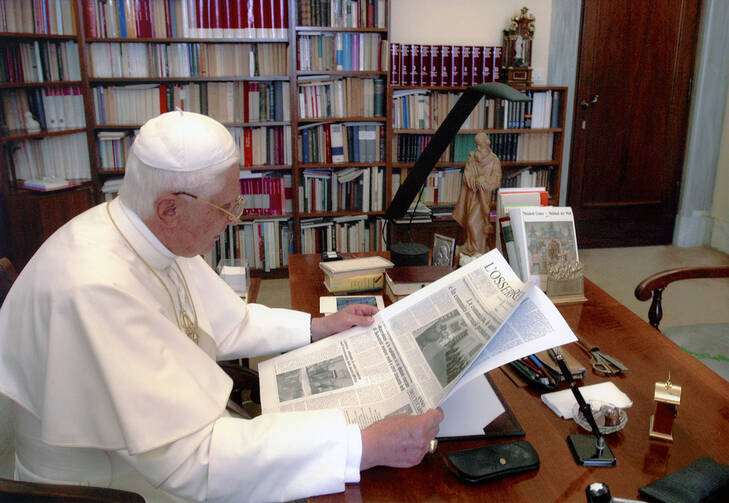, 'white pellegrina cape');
0,198,361,502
